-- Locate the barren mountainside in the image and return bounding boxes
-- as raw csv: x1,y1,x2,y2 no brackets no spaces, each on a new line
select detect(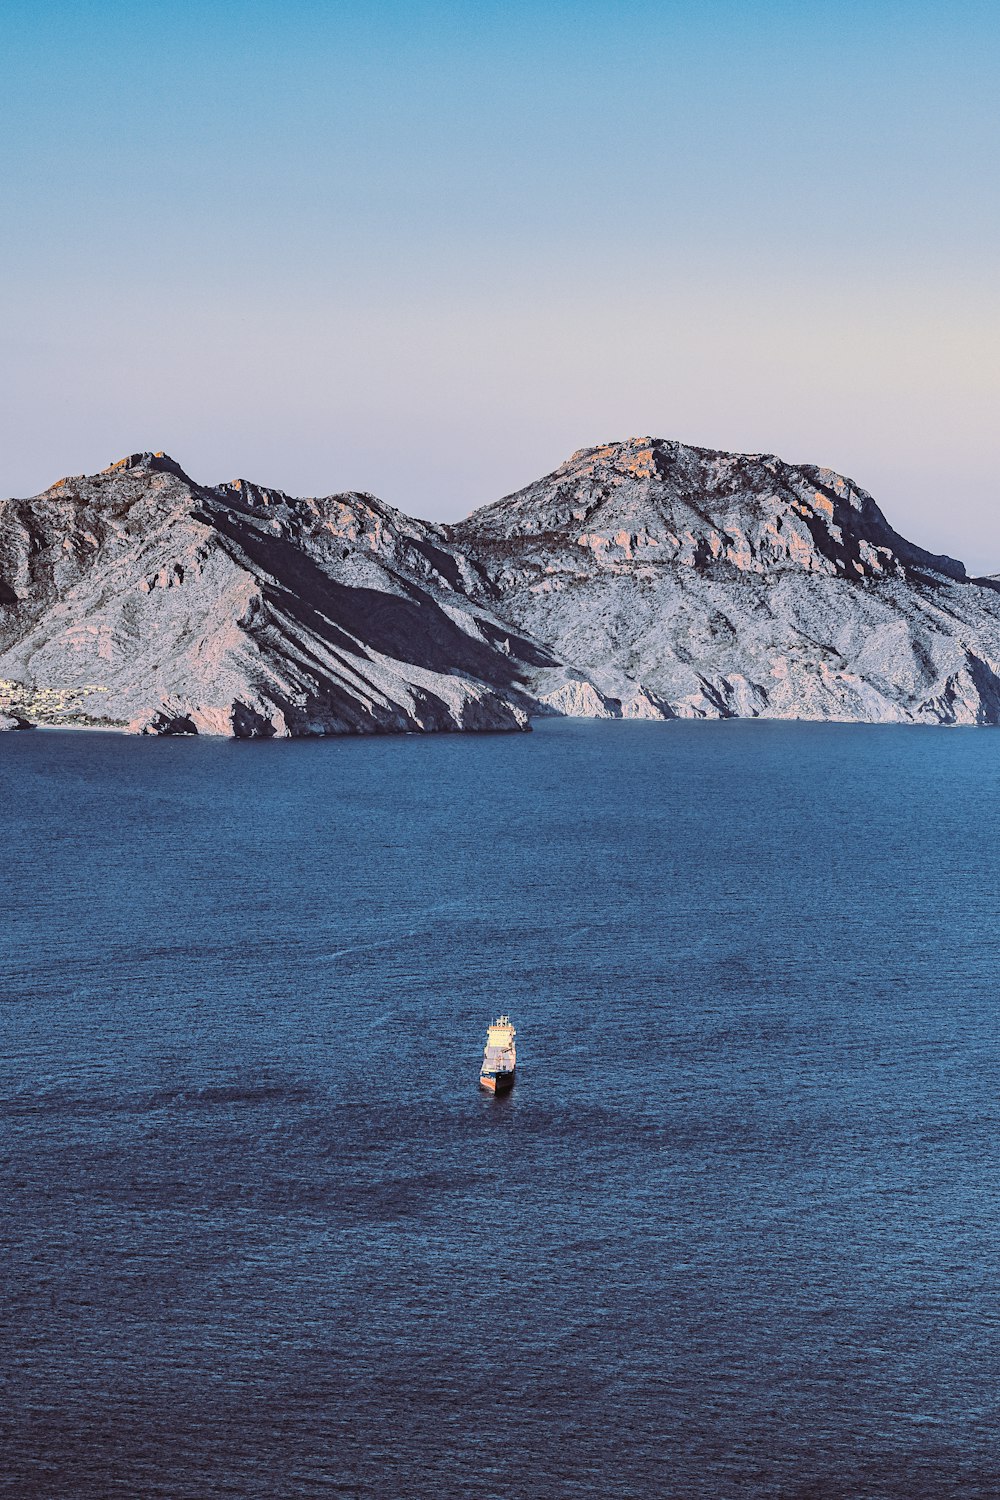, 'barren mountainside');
0,453,552,735
451,438,1000,725
2,438,1000,734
